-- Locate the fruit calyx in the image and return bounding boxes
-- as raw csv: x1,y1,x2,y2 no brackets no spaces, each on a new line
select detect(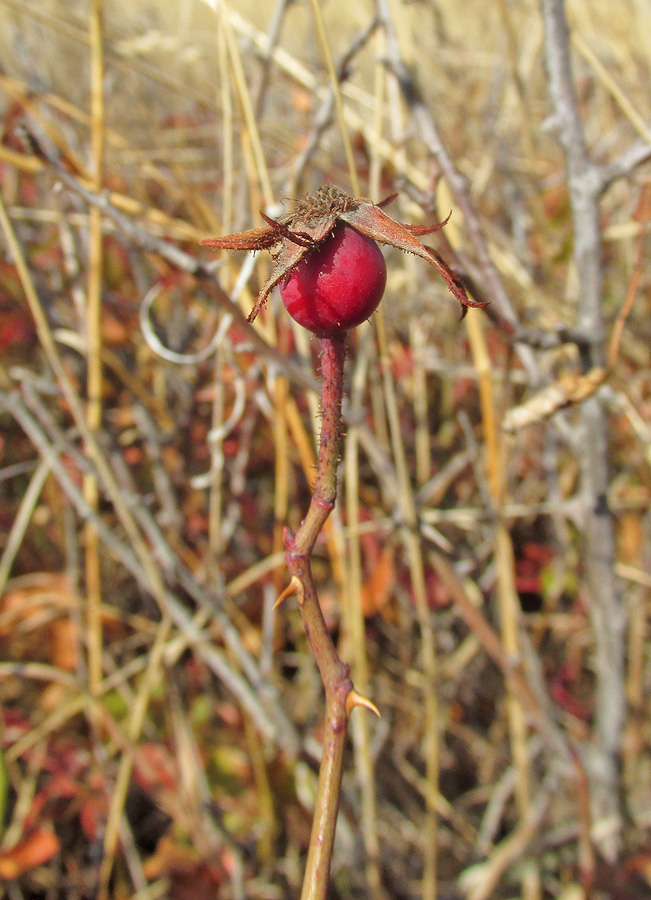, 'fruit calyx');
201,184,488,328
